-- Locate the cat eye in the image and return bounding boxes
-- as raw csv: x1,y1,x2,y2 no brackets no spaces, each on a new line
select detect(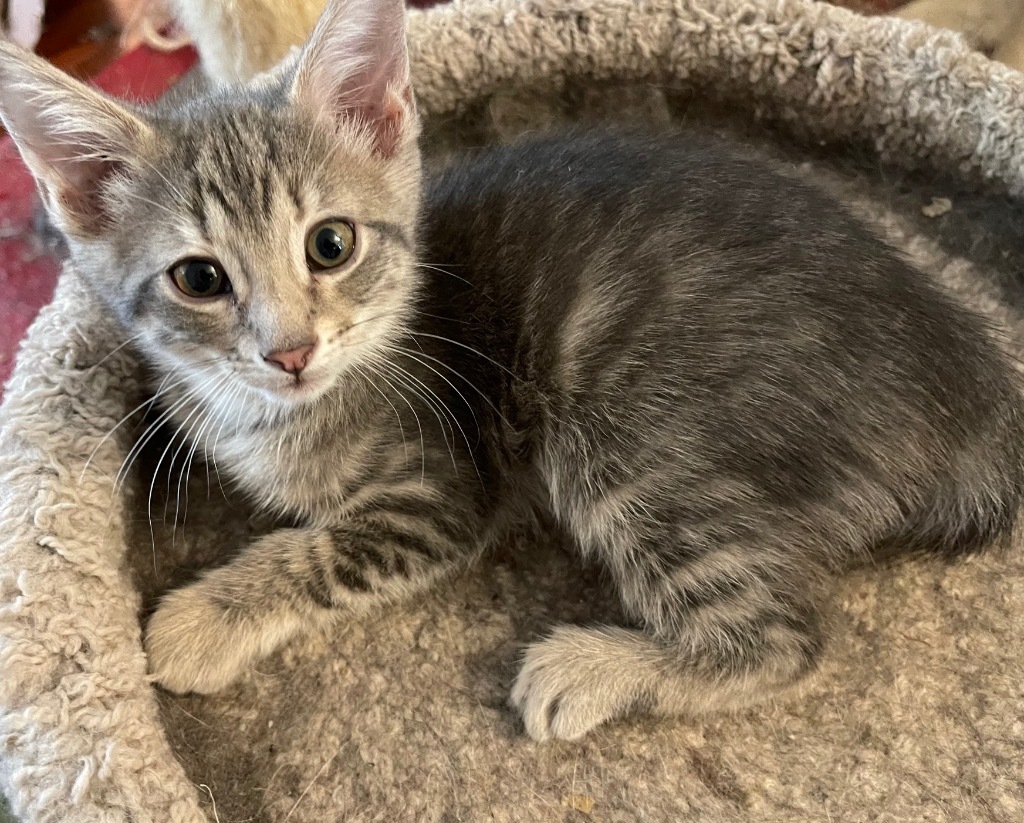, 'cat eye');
169,259,231,299
306,220,356,271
